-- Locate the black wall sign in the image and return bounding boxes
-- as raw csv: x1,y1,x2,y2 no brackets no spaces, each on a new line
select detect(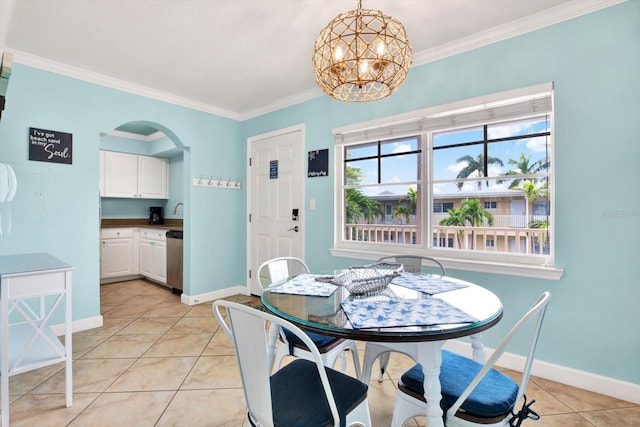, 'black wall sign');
269,160,278,179
29,127,73,164
308,149,328,178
